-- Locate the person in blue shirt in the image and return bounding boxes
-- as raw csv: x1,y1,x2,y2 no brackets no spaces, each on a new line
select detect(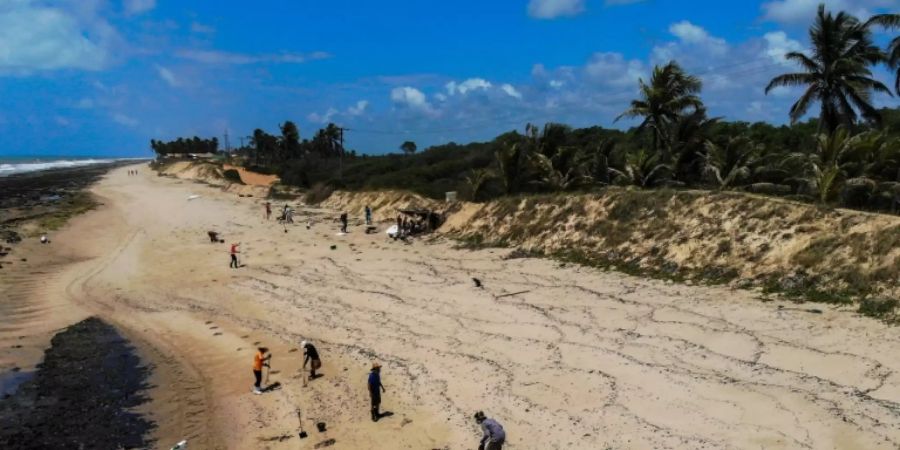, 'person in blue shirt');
474,411,506,450
367,362,386,422
365,205,372,225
